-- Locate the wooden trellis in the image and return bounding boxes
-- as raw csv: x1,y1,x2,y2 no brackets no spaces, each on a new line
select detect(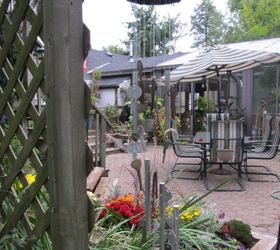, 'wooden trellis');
0,0,88,249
